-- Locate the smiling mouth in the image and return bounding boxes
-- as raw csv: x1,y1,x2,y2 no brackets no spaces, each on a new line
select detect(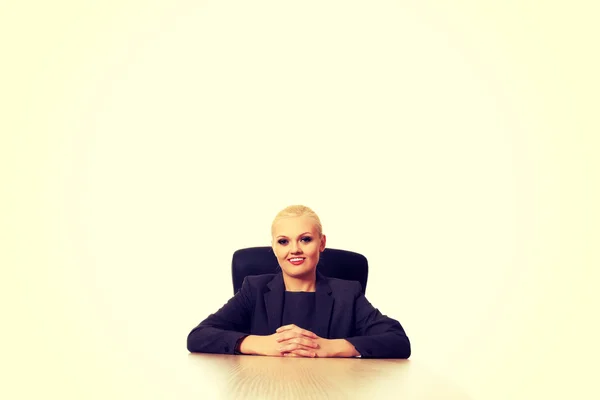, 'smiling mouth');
288,257,305,265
